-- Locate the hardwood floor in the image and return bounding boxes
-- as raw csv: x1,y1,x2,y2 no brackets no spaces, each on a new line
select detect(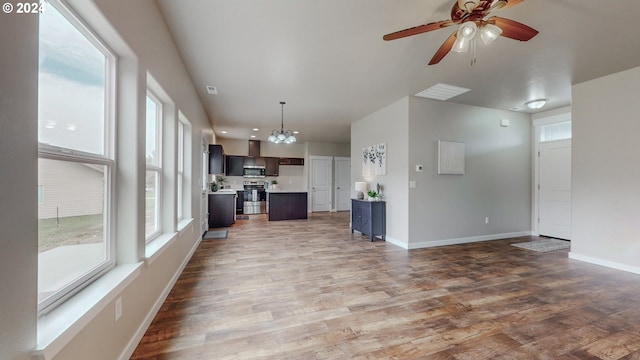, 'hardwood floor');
131,212,640,359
